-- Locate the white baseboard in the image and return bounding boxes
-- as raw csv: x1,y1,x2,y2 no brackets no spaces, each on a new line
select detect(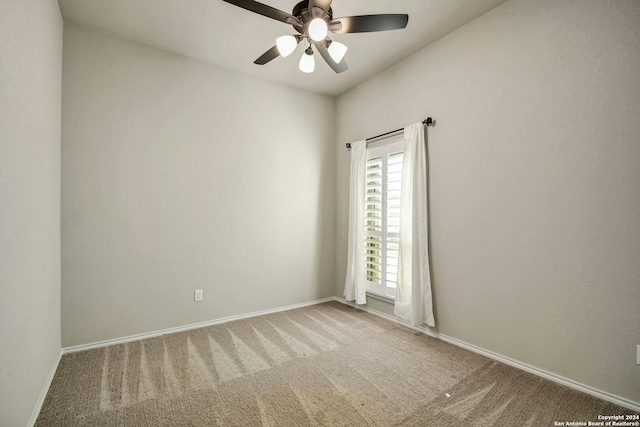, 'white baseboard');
63,297,335,354
28,349,63,427
333,296,640,413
